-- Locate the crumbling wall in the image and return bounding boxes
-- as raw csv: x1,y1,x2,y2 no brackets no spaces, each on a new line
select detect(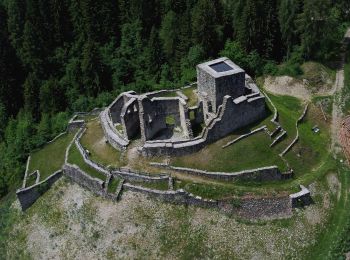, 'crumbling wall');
121,98,140,139
142,94,266,156
150,163,289,182
16,170,63,211
63,164,105,194
139,97,188,141
206,95,266,142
